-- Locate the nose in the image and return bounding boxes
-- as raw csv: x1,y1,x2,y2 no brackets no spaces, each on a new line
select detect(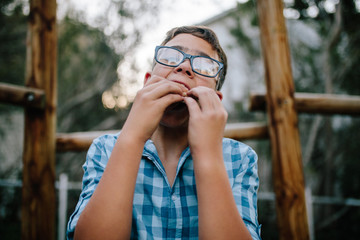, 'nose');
173,58,194,78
